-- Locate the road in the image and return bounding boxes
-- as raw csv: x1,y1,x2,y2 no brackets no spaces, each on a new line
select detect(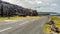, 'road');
0,16,48,34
